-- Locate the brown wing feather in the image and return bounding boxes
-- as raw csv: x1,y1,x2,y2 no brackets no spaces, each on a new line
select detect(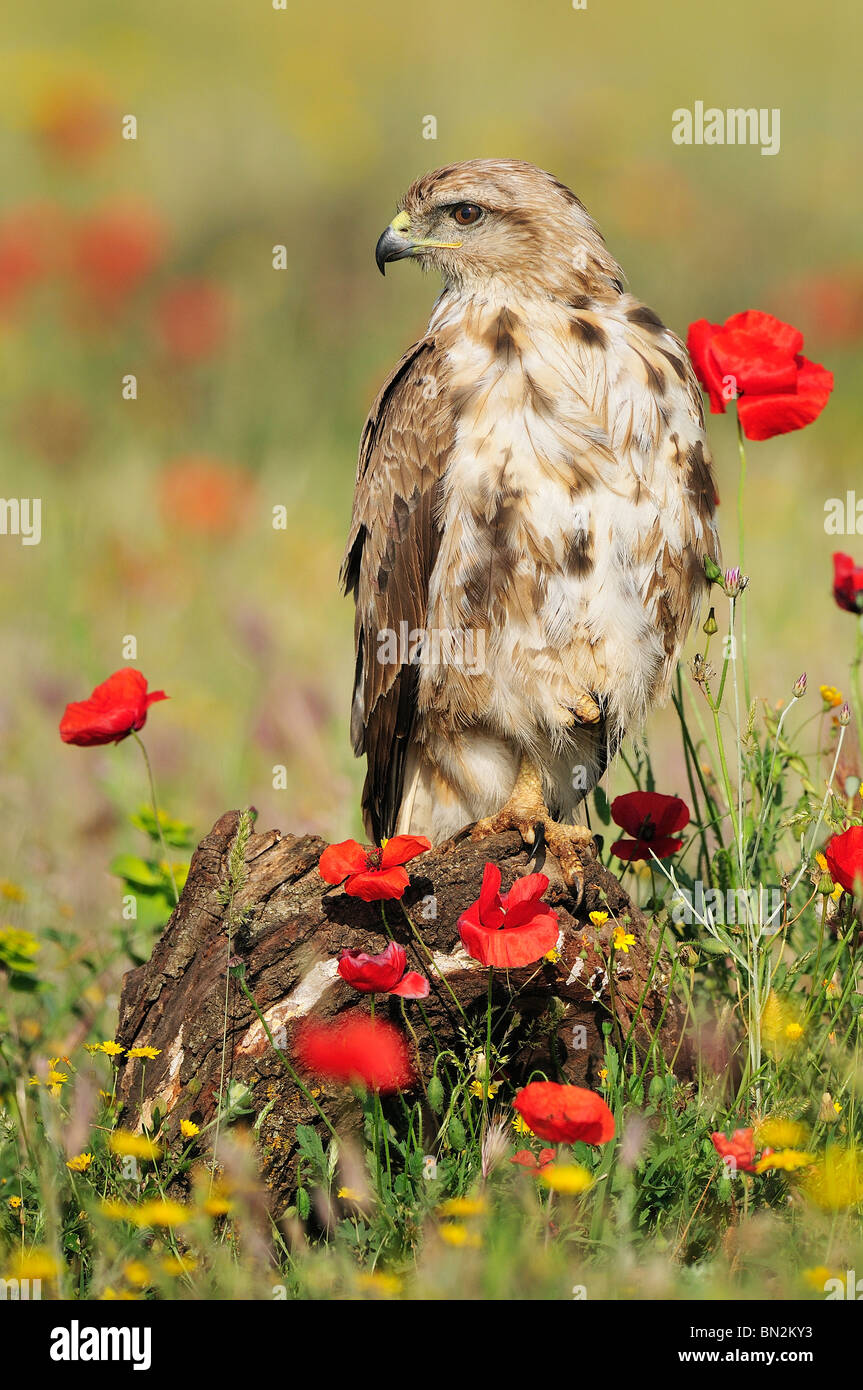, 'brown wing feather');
341,336,454,841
